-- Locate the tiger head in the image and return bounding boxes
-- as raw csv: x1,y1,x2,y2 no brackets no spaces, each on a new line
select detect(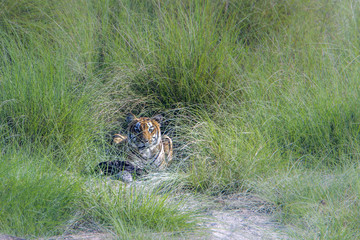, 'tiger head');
126,113,163,151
